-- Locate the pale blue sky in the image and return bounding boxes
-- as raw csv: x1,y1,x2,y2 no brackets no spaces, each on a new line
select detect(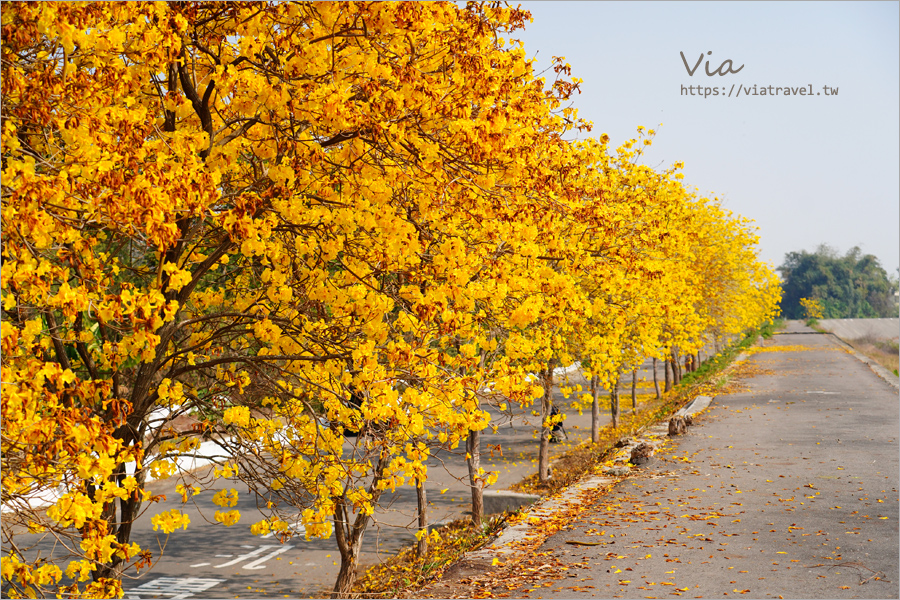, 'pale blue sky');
512,1,899,274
